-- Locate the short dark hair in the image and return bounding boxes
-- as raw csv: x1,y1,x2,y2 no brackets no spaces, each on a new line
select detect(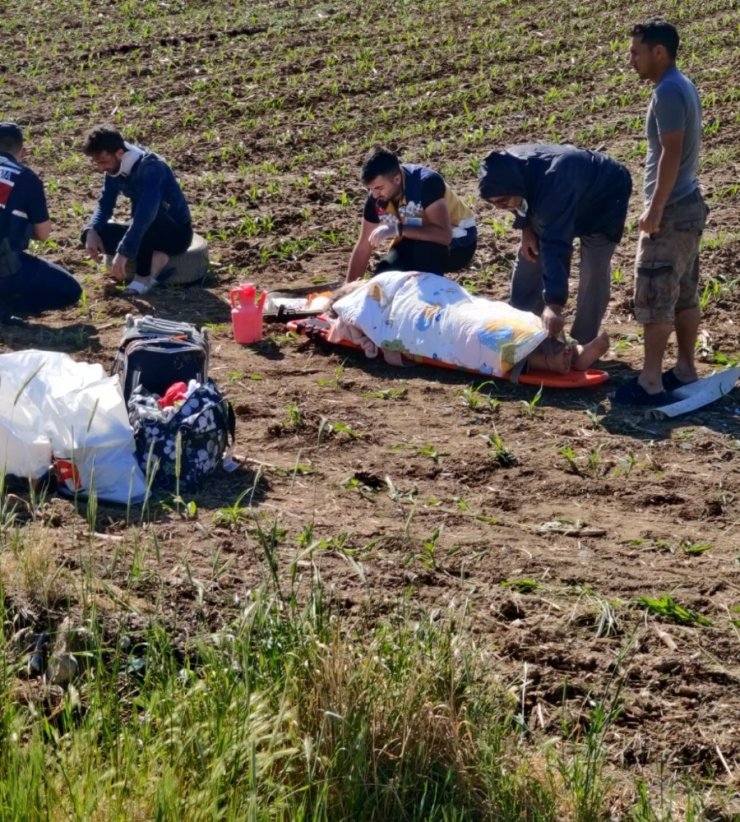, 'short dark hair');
82,126,127,155
0,122,24,154
631,19,679,60
361,147,401,184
